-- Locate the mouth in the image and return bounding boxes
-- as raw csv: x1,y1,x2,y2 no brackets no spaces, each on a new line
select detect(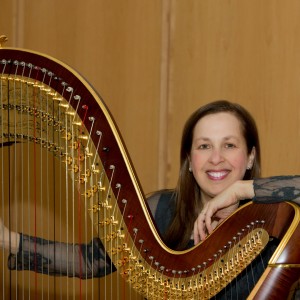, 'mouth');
206,170,230,180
